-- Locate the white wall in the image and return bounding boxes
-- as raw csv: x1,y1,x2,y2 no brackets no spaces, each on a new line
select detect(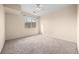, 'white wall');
0,5,5,52
41,5,77,43
5,13,40,40
77,5,79,53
